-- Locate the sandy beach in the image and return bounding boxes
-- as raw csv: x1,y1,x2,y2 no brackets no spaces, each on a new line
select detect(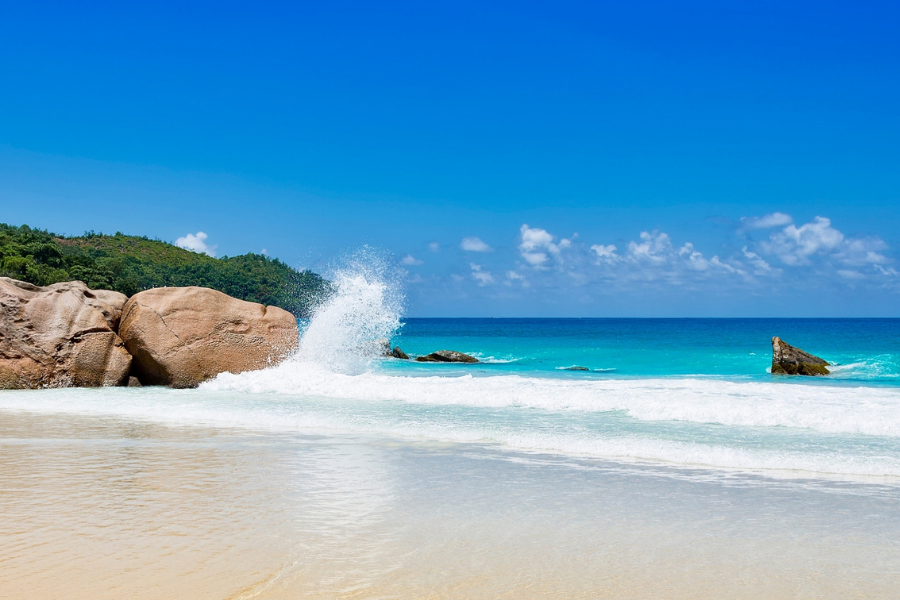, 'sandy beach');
3,406,899,599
